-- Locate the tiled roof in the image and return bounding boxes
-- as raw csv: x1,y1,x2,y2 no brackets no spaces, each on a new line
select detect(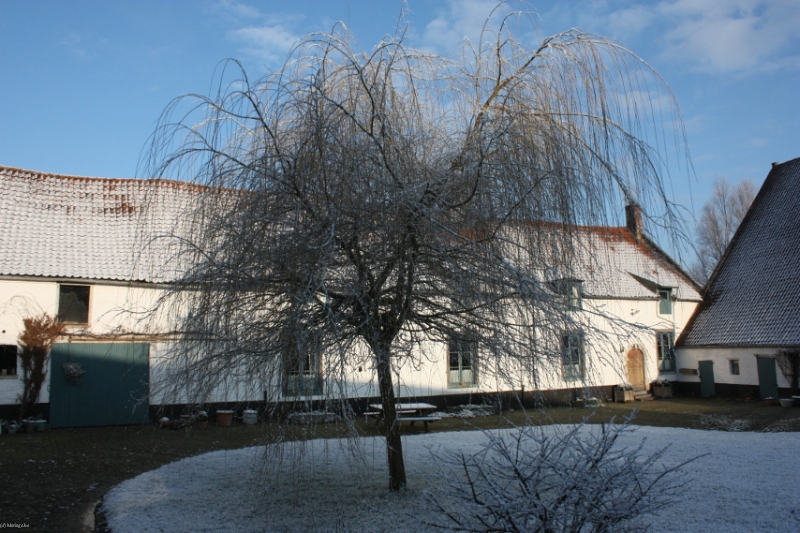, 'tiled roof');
0,165,200,283
678,157,800,347
0,165,701,302
575,228,700,301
